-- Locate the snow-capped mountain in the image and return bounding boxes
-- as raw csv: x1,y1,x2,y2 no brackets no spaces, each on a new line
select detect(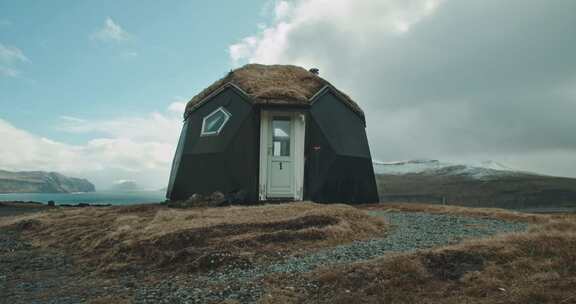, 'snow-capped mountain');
372,159,576,211
373,159,537,180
